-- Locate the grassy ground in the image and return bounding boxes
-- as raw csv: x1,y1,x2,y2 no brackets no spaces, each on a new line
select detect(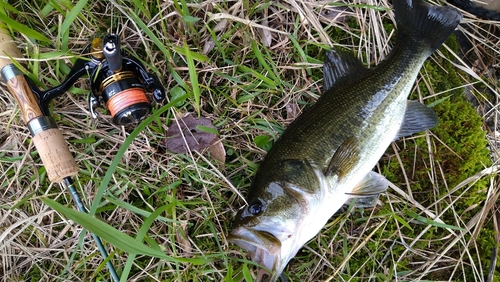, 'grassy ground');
0,0,499,281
